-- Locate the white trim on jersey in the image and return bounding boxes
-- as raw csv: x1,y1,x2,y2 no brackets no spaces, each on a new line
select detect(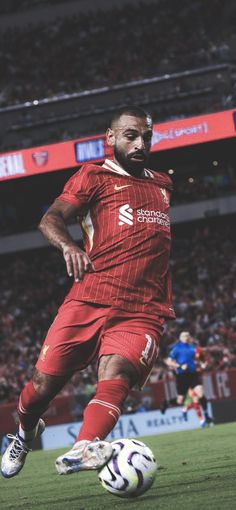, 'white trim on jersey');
102,159,154,179
144,168,155,179
81,209,94,251
102,159,131,176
